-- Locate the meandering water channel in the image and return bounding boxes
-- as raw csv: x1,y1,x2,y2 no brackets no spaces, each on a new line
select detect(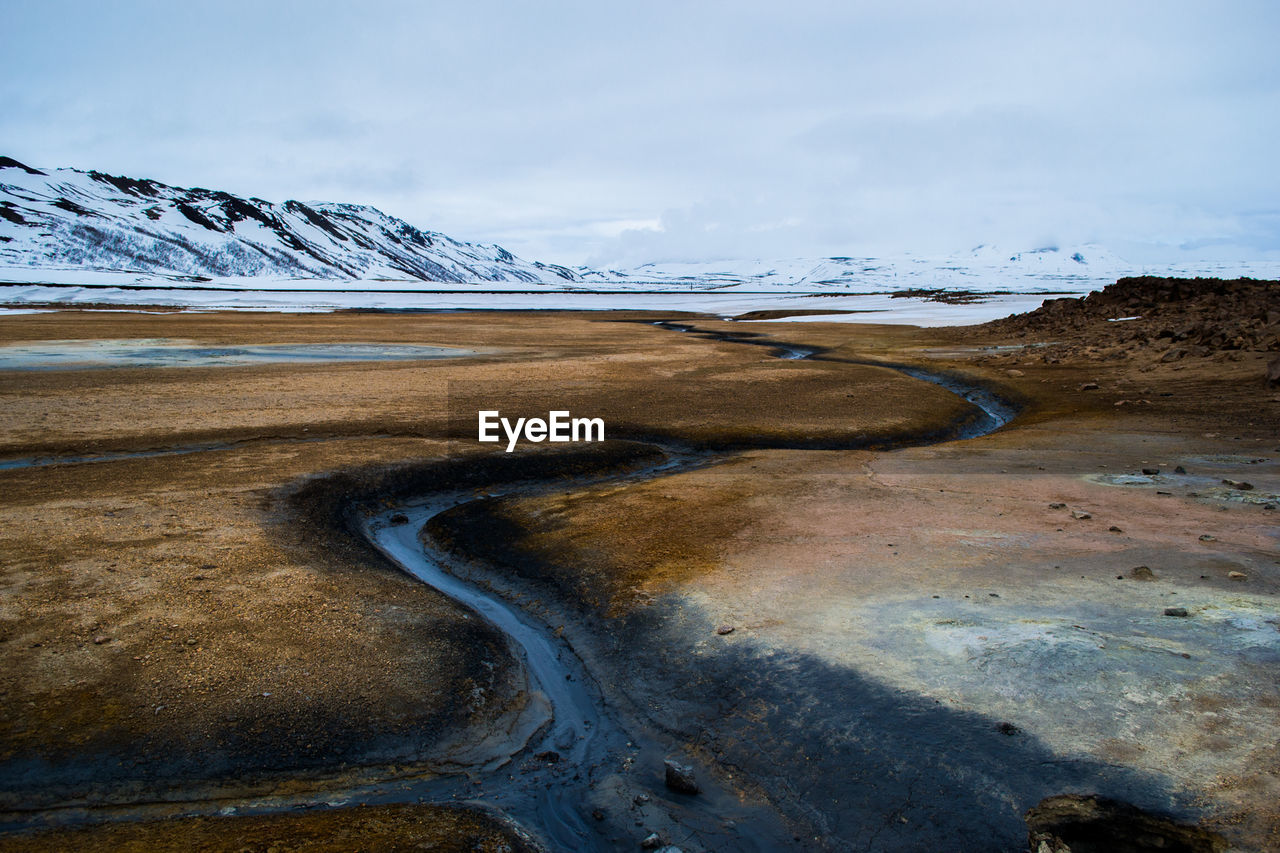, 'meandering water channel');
352,323,1019,850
